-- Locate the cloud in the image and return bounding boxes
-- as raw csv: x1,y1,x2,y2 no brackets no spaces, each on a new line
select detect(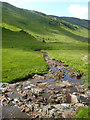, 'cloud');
68,4,88,19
